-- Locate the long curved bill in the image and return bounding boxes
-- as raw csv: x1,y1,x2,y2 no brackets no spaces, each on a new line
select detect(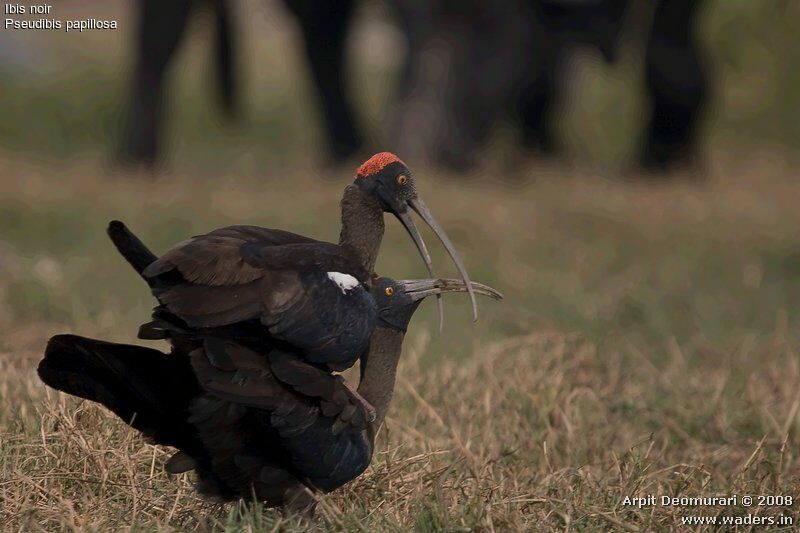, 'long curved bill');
396,197,479,323
395,209,445,331
397,278,503,303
